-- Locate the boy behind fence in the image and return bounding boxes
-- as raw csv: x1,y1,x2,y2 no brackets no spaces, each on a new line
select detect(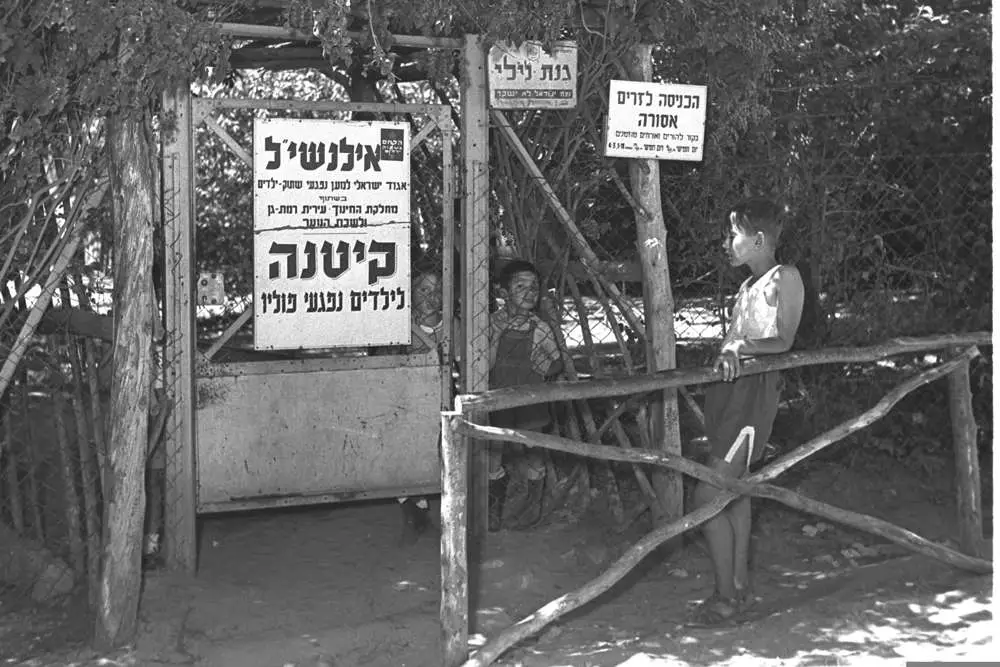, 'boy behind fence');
487,259,564,531
689,198,804,626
